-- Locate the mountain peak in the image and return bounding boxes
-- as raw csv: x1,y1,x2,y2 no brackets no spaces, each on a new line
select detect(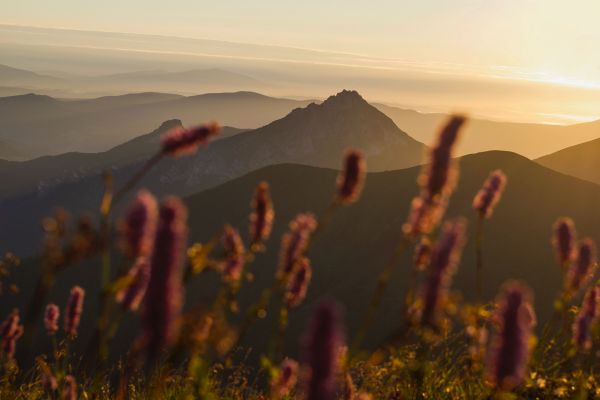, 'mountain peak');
322,89,366,107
